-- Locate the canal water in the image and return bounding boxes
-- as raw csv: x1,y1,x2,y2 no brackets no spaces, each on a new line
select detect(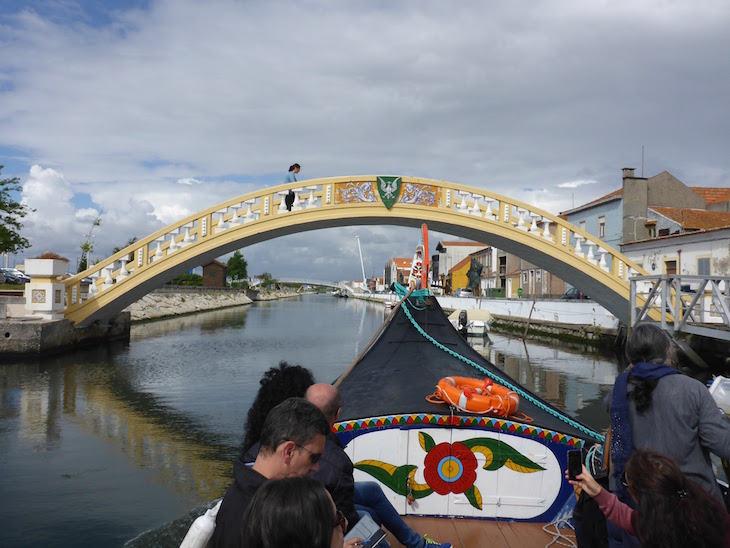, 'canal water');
0,294,622,547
